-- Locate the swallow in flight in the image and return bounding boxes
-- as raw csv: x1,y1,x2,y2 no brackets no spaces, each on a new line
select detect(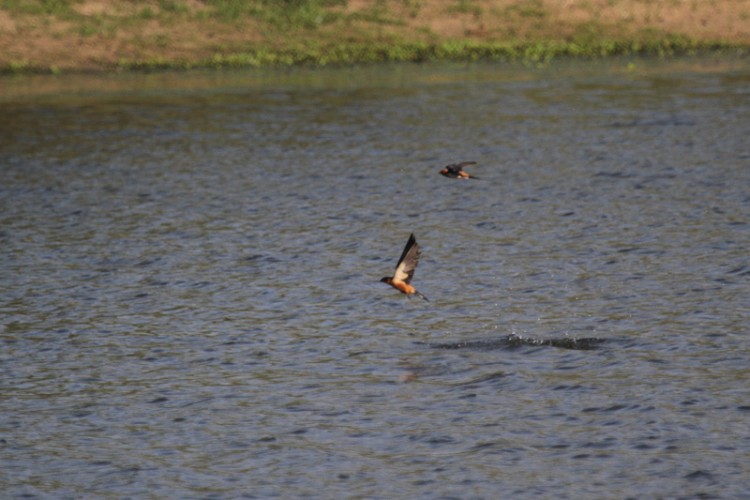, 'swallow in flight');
439,161,479,179
380,233,428,301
